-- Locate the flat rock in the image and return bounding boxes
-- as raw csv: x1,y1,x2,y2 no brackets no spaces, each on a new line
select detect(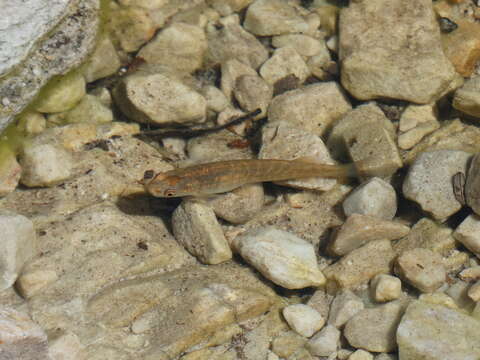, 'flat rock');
453,214,480,257
113,71,207,126
0,211,36,291
282,304,325,338
343,178,397,220
330,214,409,256
259,46,311,86
344,300,408,352
232,226,326,289
0,307,49,360
324,240,395,290
339,0,458,103
0,0,99,132
172,200,232,265
137,22,207,74
259,121,338,192
398,104,440,150
453,76,480,118
403,150,471,220
268,82,351,137
395,248,446,293
243,0,309,36
206,14,268,69
397,300,480,360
